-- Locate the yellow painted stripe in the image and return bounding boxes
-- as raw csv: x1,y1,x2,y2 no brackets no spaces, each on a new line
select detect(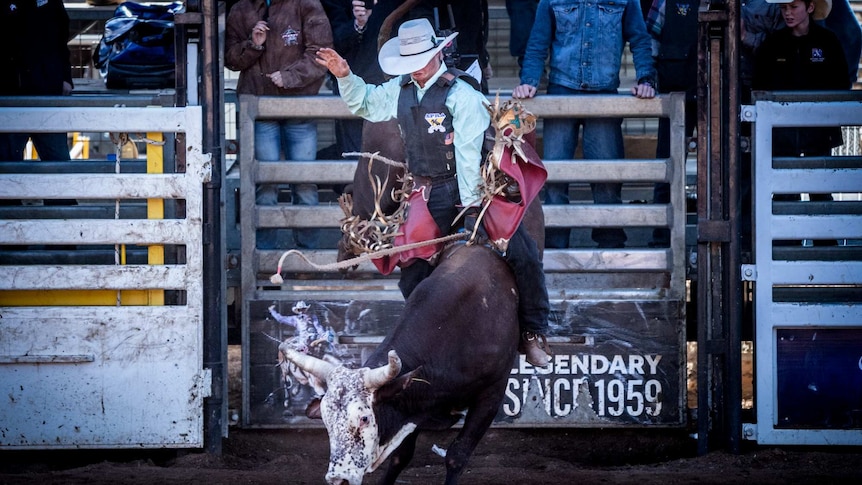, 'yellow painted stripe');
147,131,165,306
0,290,153,306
